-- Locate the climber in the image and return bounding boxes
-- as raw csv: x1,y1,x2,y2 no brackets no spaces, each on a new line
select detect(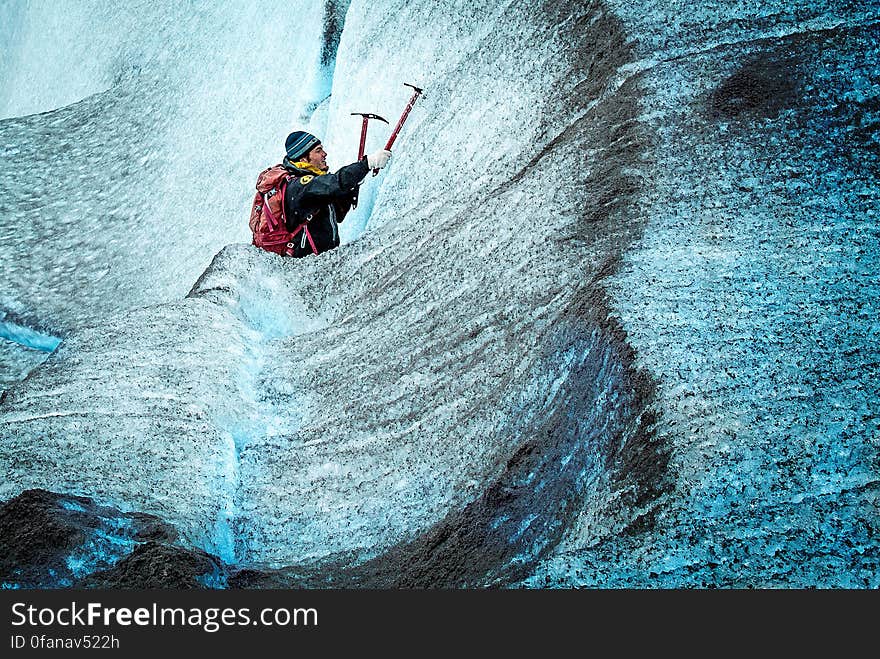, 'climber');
249,130,391,257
